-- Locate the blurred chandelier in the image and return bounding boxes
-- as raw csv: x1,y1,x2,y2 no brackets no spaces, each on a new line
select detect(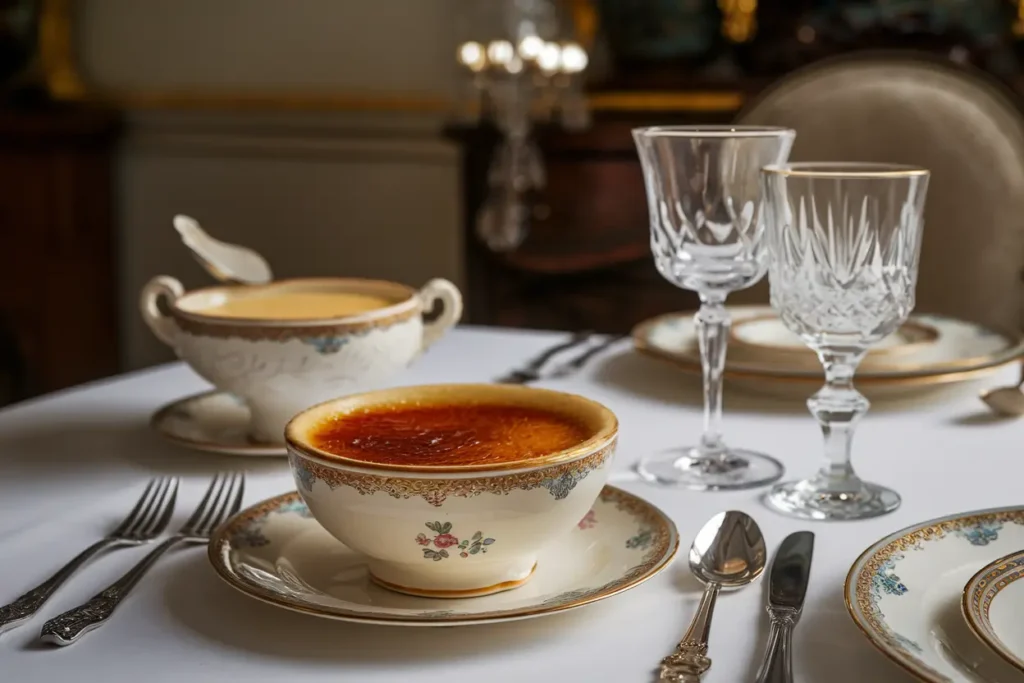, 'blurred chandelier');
456,0,589,252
